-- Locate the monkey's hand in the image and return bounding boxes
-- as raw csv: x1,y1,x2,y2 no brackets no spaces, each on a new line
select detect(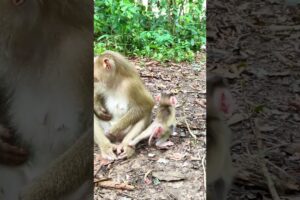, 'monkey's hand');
0,125,28,166
116,143,135,160
94,107,112,121
100,142,118,161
